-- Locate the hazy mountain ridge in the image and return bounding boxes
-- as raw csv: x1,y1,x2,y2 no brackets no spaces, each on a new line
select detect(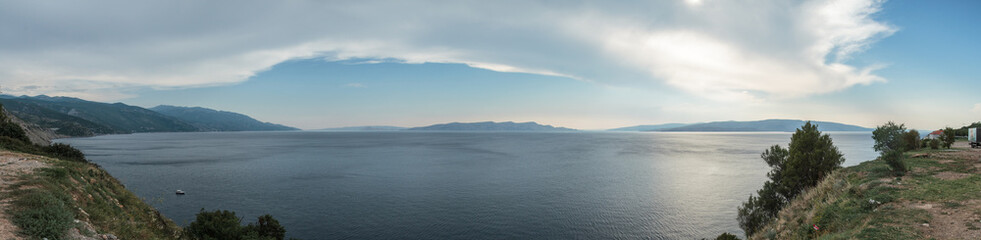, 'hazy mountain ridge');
656,119,871,132
150,105,298,131
608,123,691,131
408,121,576,131
316,126,407,131
0,95,297,137
0,96,197,136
